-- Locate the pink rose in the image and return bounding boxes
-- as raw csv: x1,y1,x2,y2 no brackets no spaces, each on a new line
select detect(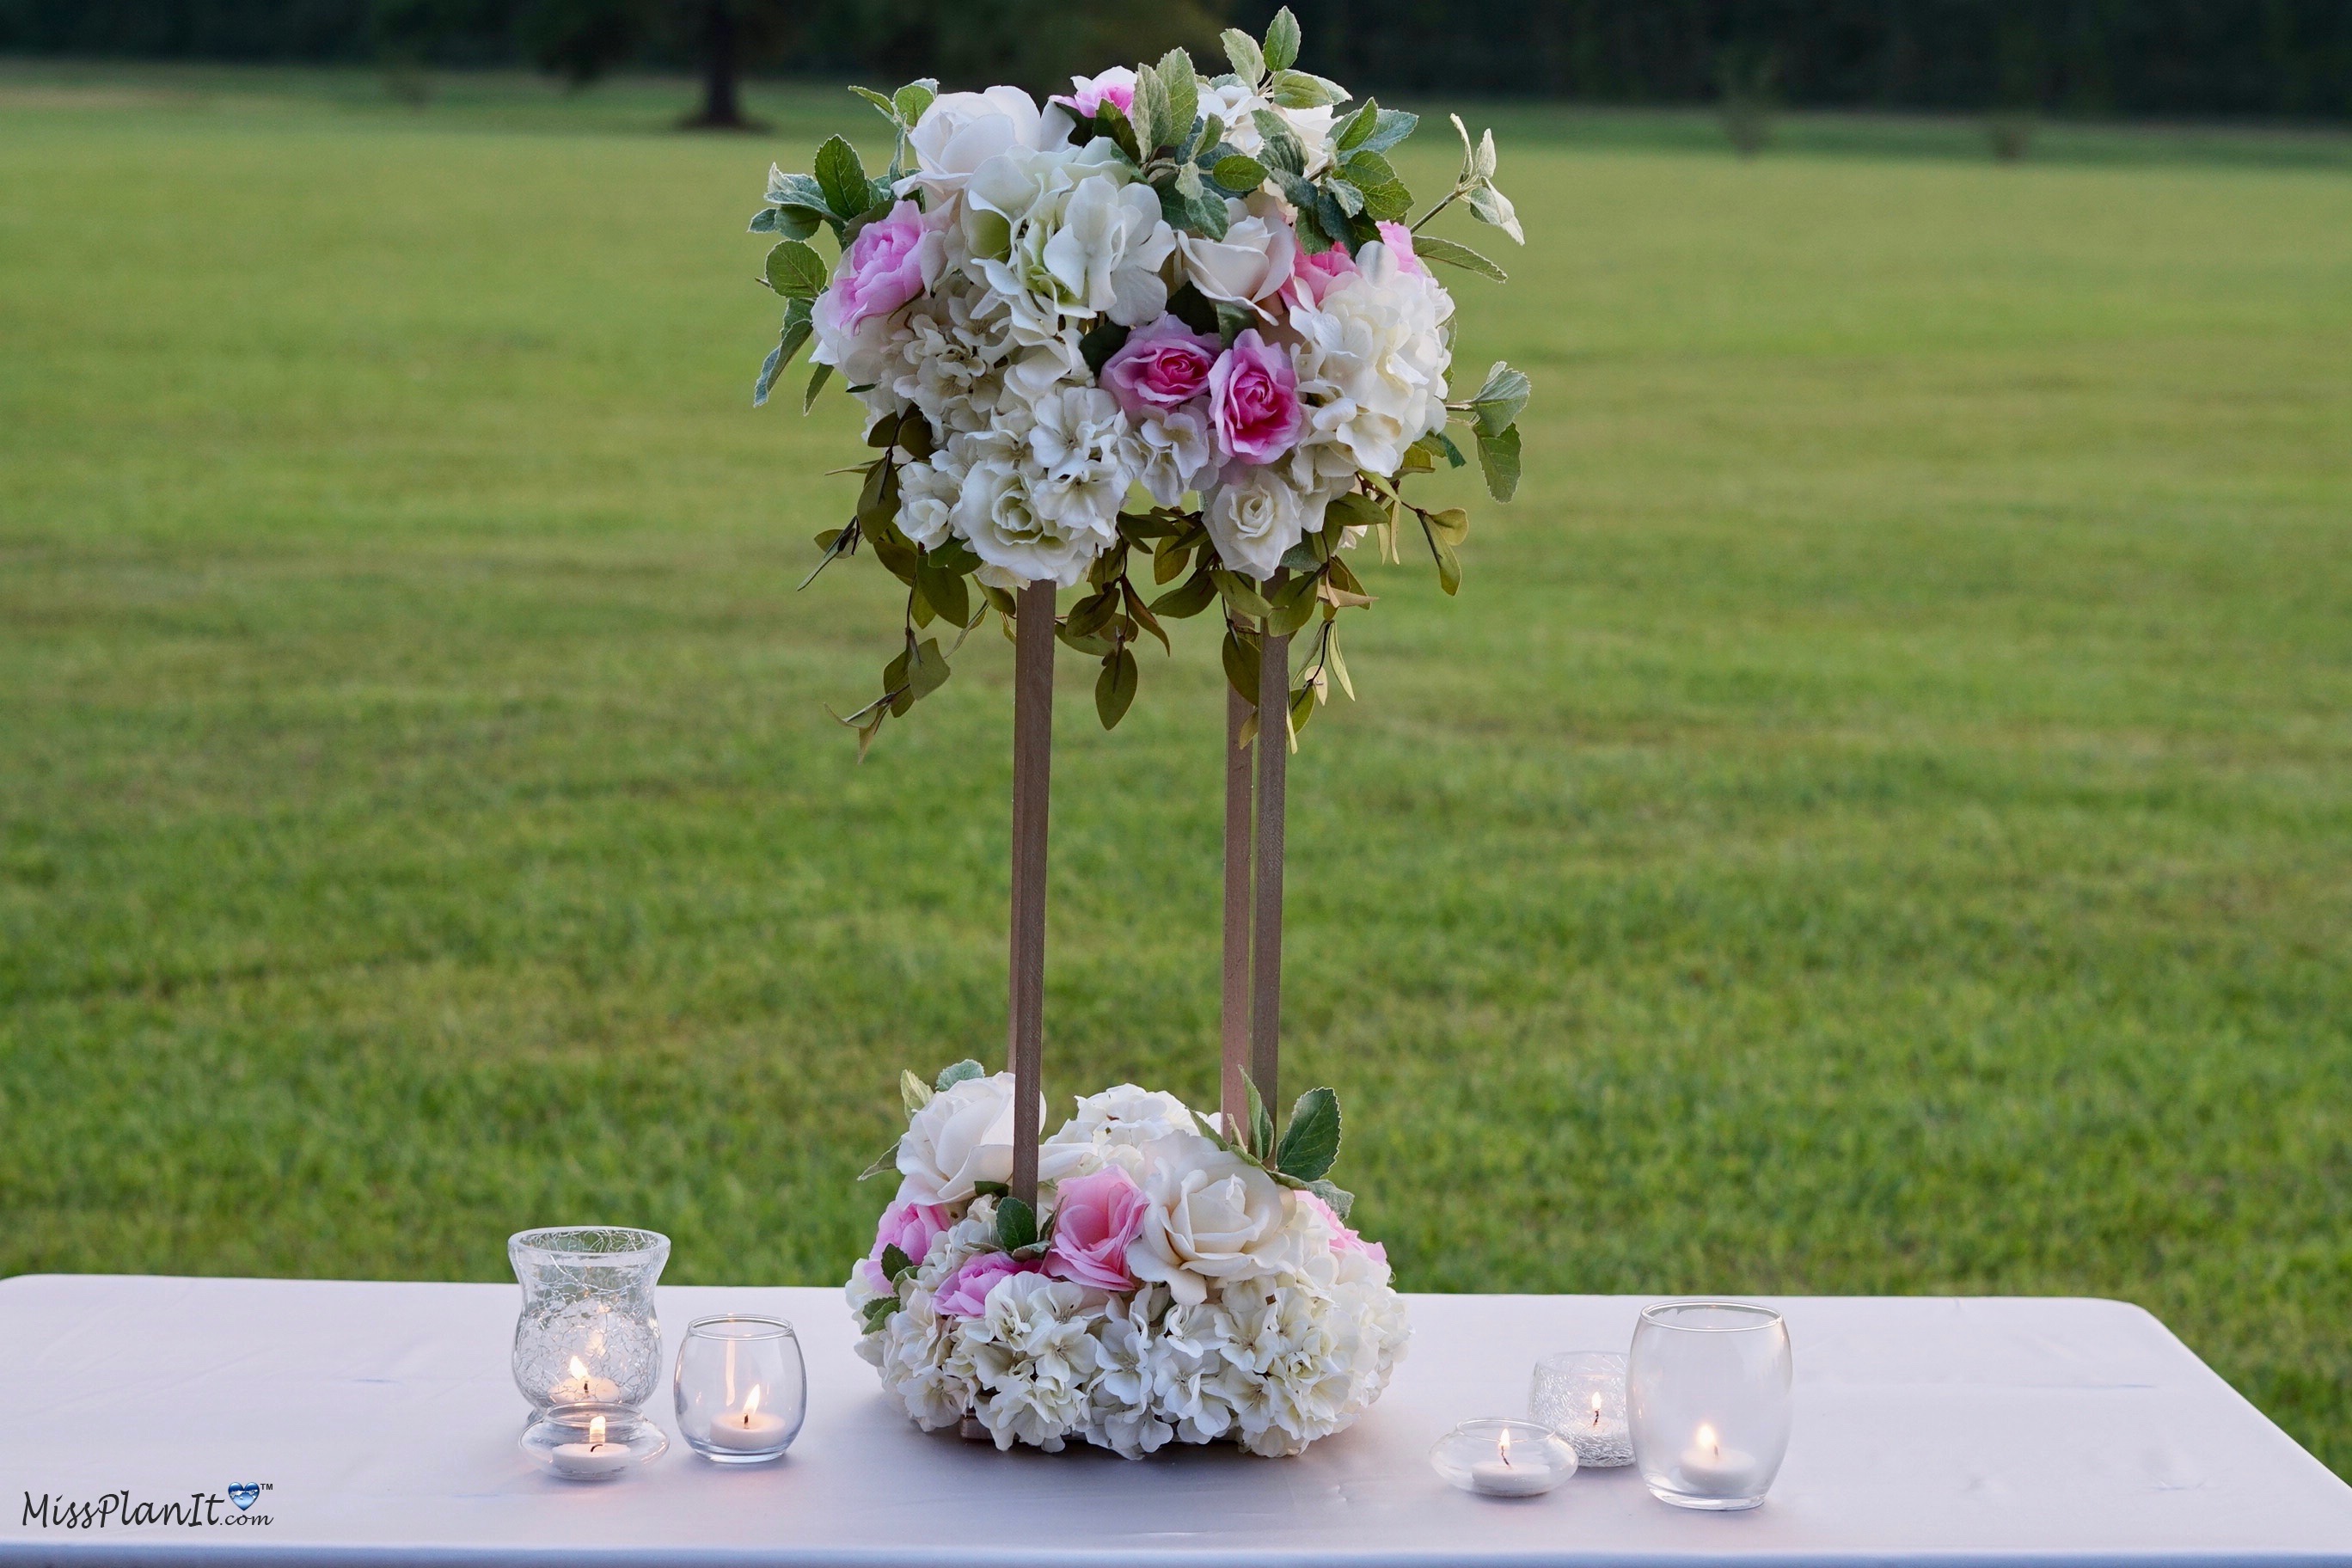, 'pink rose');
1208,330,1302,468
1299,1189,1387,1265
932,1252,1038,1318
1043,1167,1149,1291
1292,244,1359,304
1100,316,1220,420
1375,221,1430,277
821,199,940,334
1052,67,1136,119
872,1197,952,1271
